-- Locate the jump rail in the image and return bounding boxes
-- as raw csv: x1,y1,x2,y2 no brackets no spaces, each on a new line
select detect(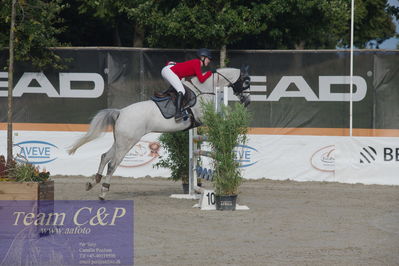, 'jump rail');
170,86,225,200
